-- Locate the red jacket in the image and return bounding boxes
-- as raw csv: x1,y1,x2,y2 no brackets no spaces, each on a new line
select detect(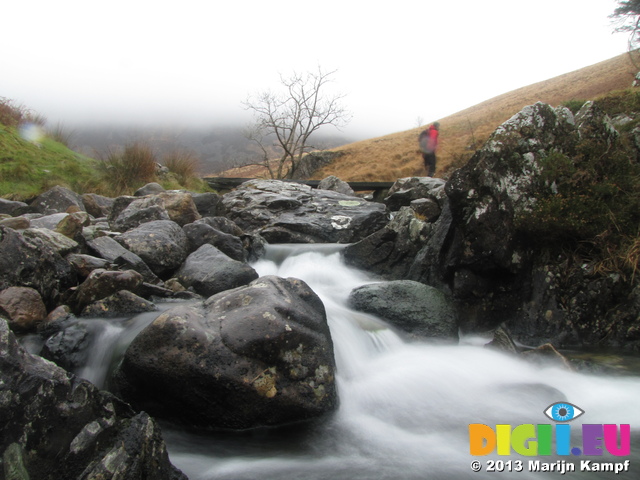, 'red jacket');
419,125,439,154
